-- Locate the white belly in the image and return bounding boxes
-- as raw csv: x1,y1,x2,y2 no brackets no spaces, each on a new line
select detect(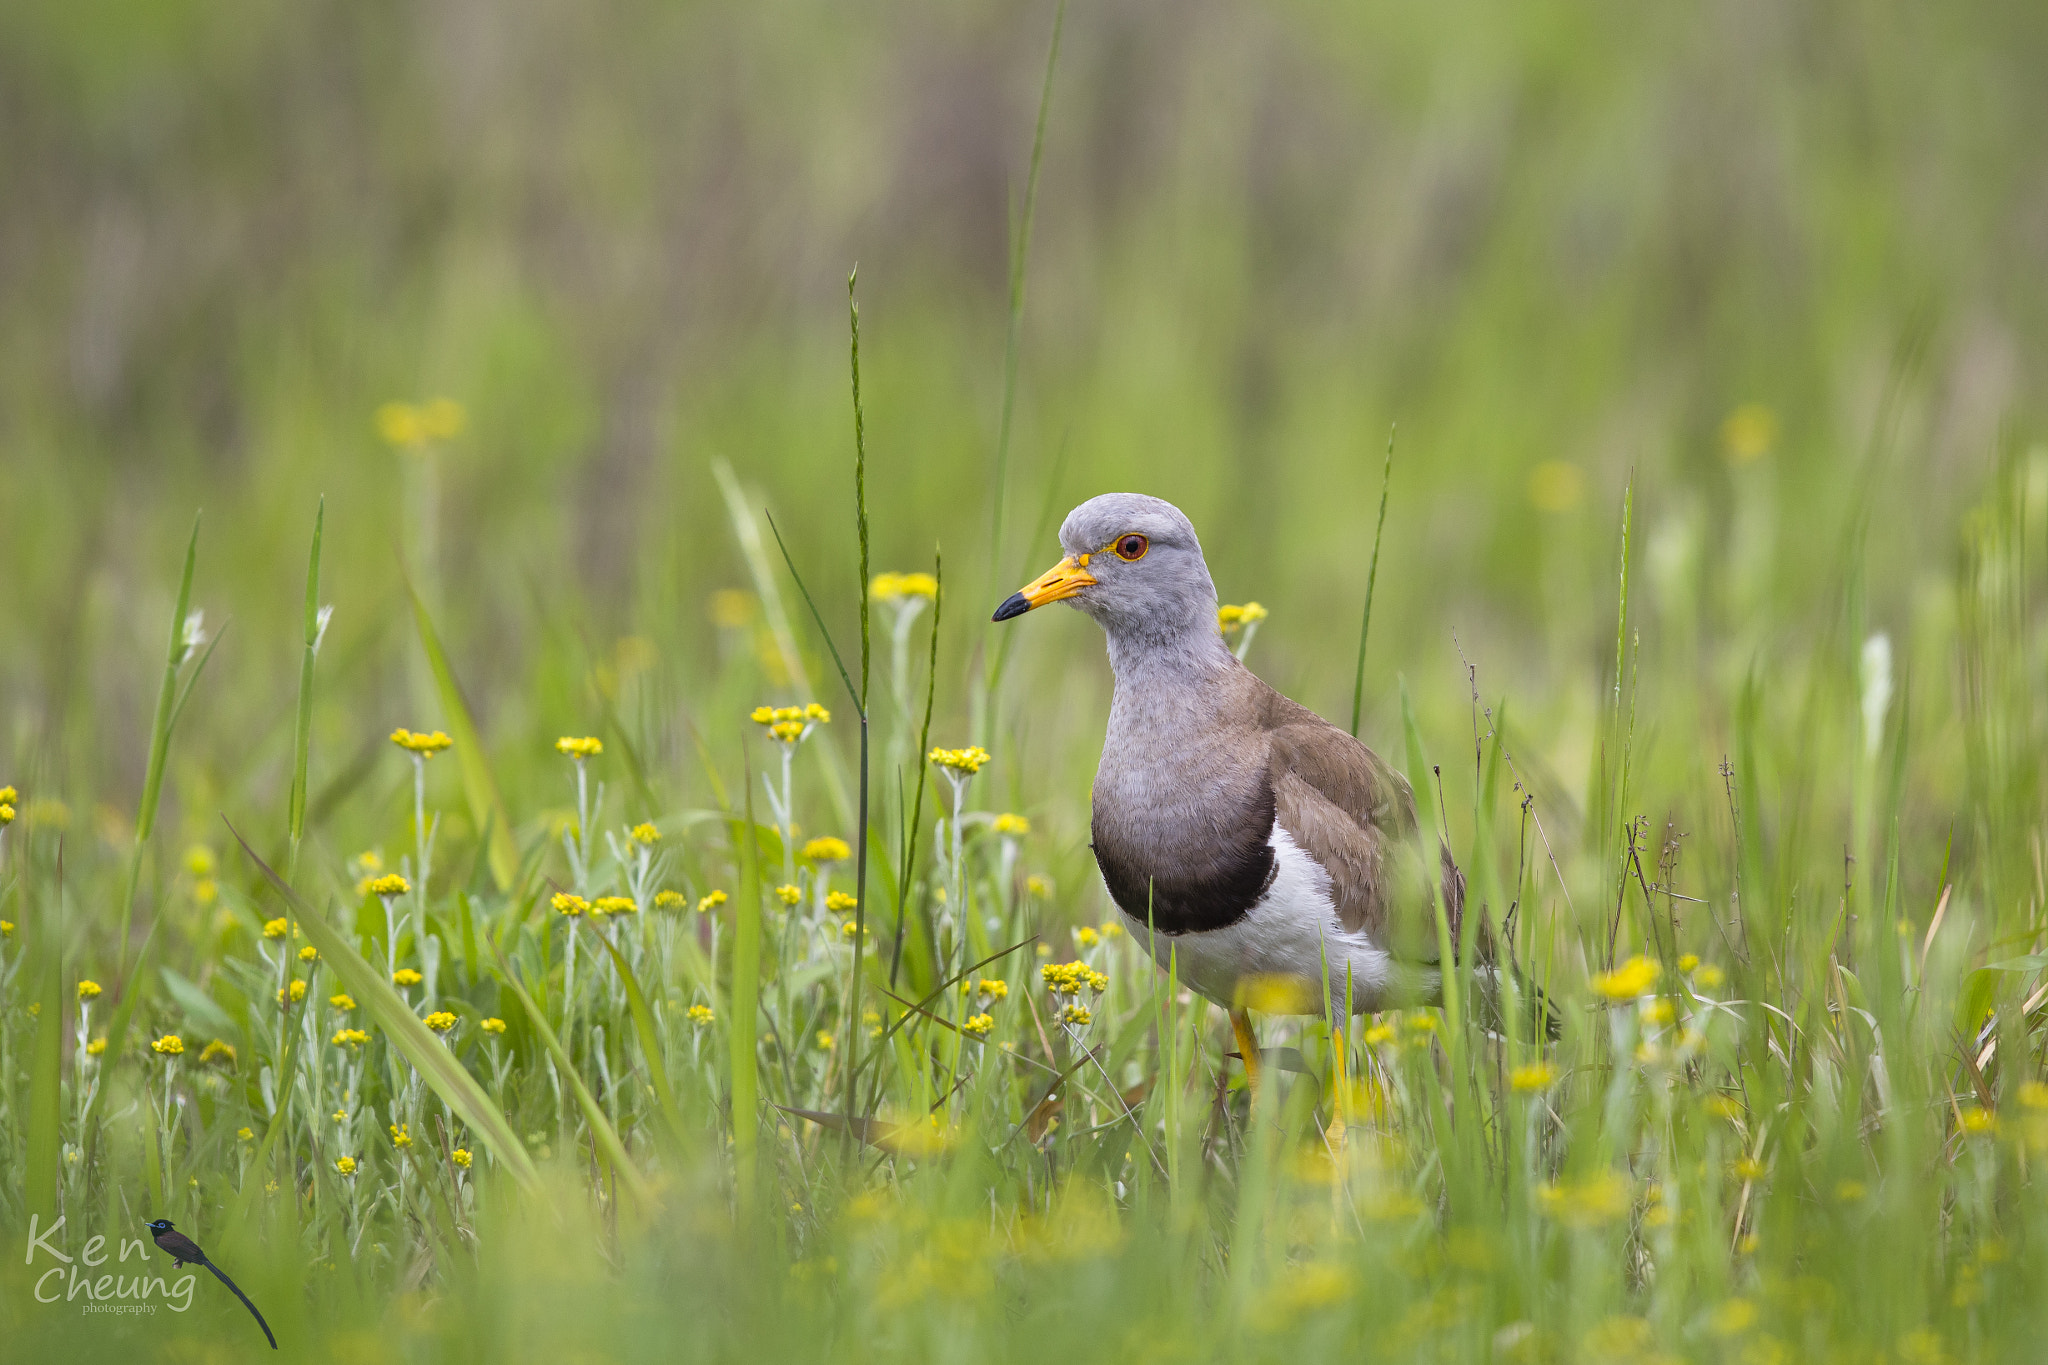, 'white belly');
1117,825,1431,1015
